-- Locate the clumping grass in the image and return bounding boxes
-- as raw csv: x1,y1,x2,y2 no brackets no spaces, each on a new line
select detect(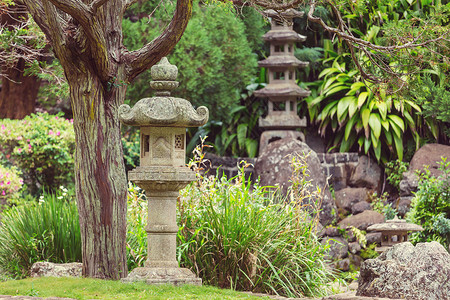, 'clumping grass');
0,277,269,300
